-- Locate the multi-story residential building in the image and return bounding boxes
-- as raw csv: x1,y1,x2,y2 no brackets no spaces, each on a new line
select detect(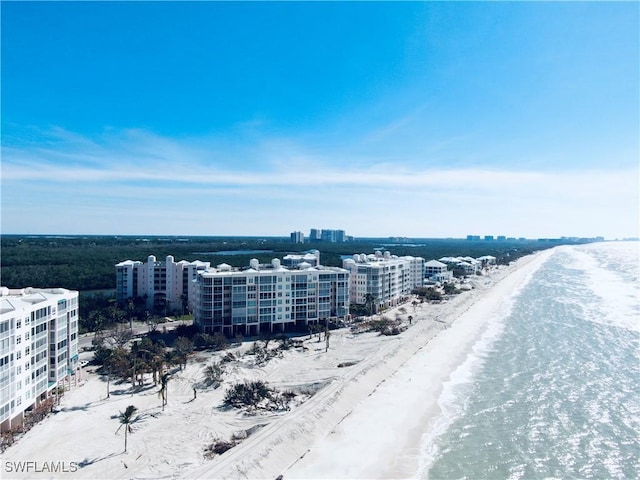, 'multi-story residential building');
321,229,345,242
309,229,321,241
438,256,481,275
0,287,79,433
342,251,425,312
307,228,348,243
282,250,320,268
424,260,453,283
290,231,305,244
194,258,349,336
116,255,210,314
